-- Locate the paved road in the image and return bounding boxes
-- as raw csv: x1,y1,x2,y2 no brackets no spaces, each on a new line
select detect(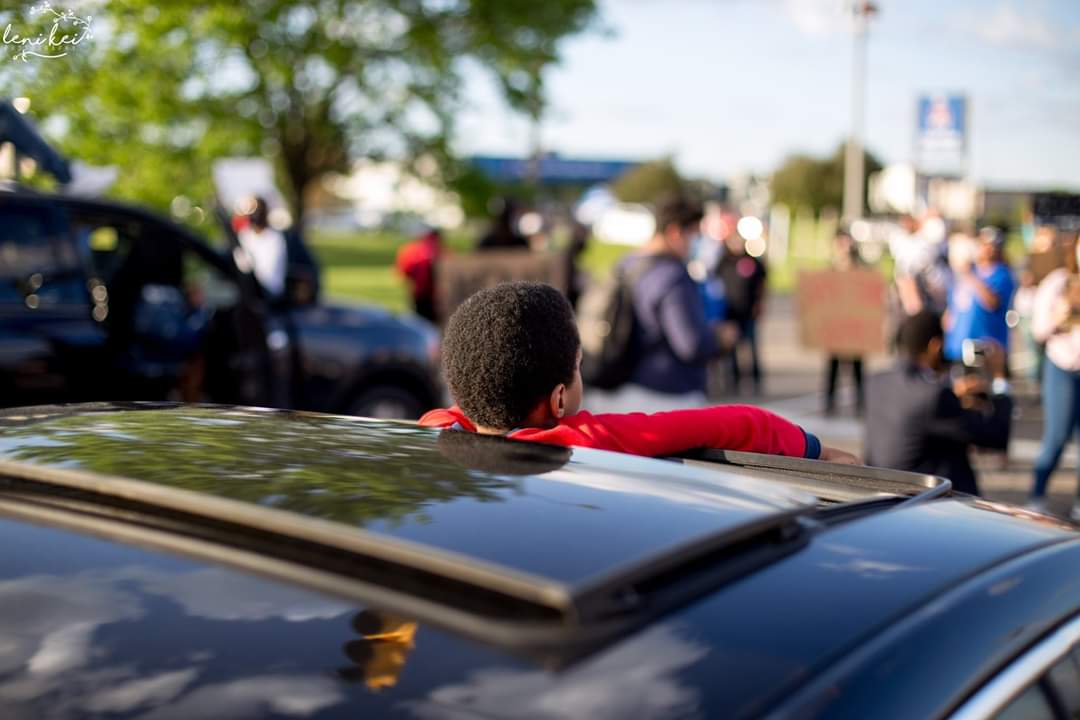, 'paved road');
711,294,1078,516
